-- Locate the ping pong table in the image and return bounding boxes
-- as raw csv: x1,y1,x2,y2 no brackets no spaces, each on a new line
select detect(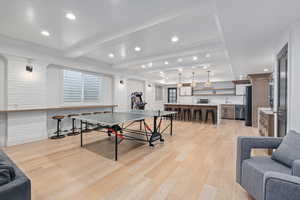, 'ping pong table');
75,110,176,161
